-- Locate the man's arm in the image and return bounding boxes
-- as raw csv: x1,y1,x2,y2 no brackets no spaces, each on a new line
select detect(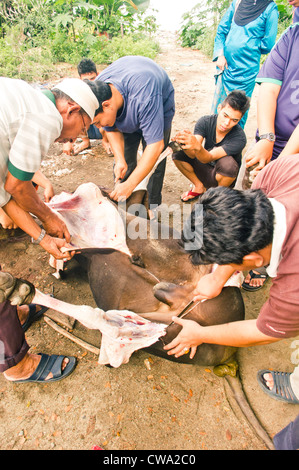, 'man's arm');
174,129,227,163
245,82,280,173
4,172,70,241
2,199,74,260
192,265,237,301
104,130,127,183
164,317,280,359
